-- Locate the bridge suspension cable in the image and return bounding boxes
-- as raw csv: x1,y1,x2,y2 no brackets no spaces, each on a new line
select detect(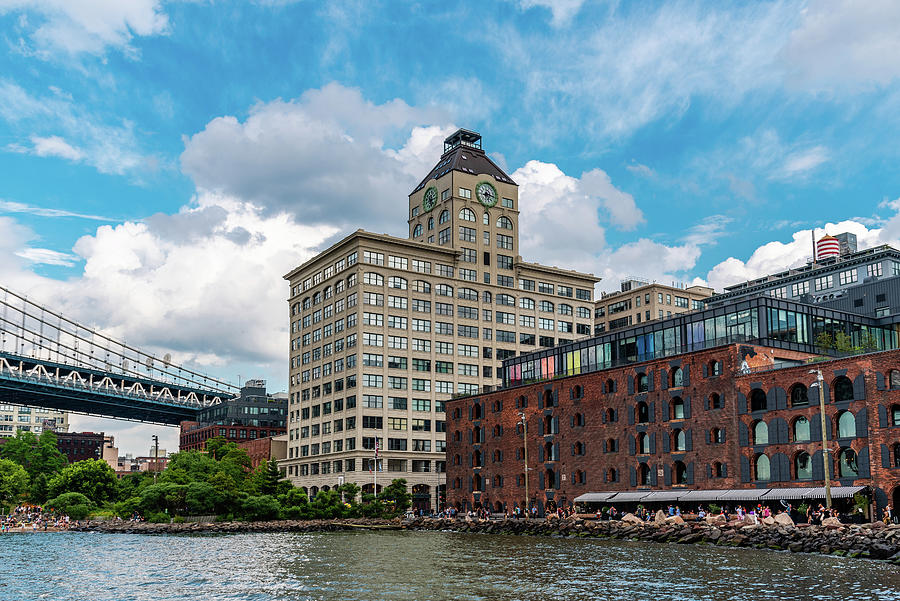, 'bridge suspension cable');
0,285,239,396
